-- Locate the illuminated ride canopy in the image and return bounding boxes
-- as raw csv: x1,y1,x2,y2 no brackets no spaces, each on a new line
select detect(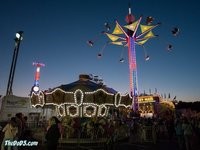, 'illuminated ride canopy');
30,74,133,117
